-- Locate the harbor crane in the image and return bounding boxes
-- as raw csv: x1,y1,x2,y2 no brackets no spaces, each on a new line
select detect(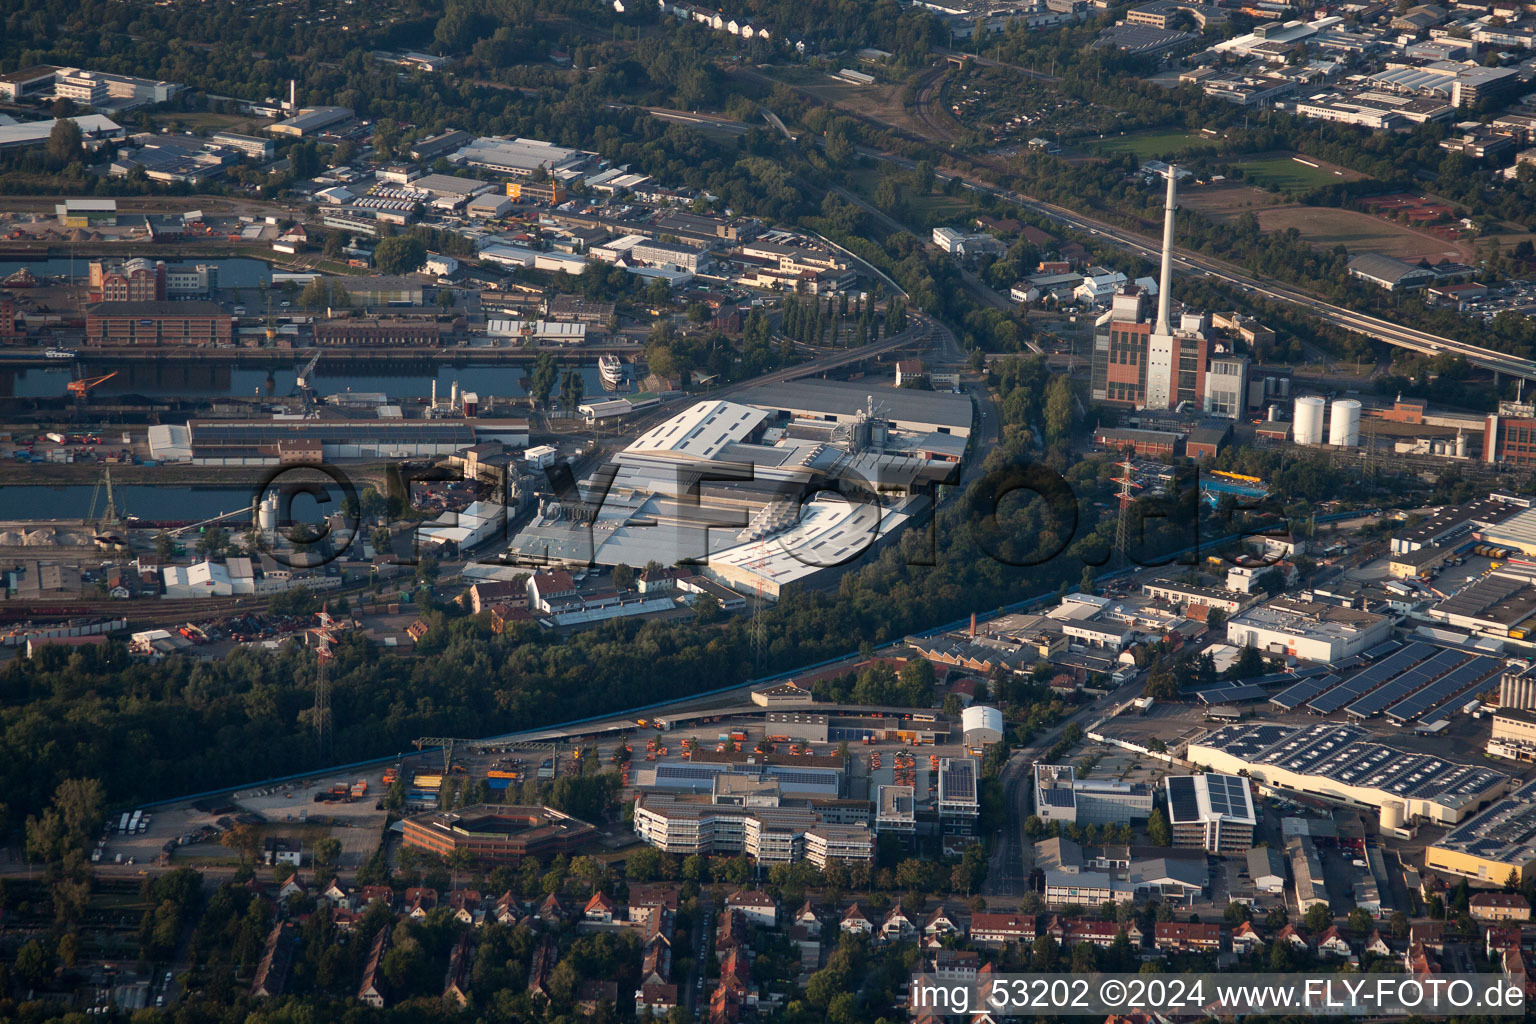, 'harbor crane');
68,370,117,415
295,350,322,417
